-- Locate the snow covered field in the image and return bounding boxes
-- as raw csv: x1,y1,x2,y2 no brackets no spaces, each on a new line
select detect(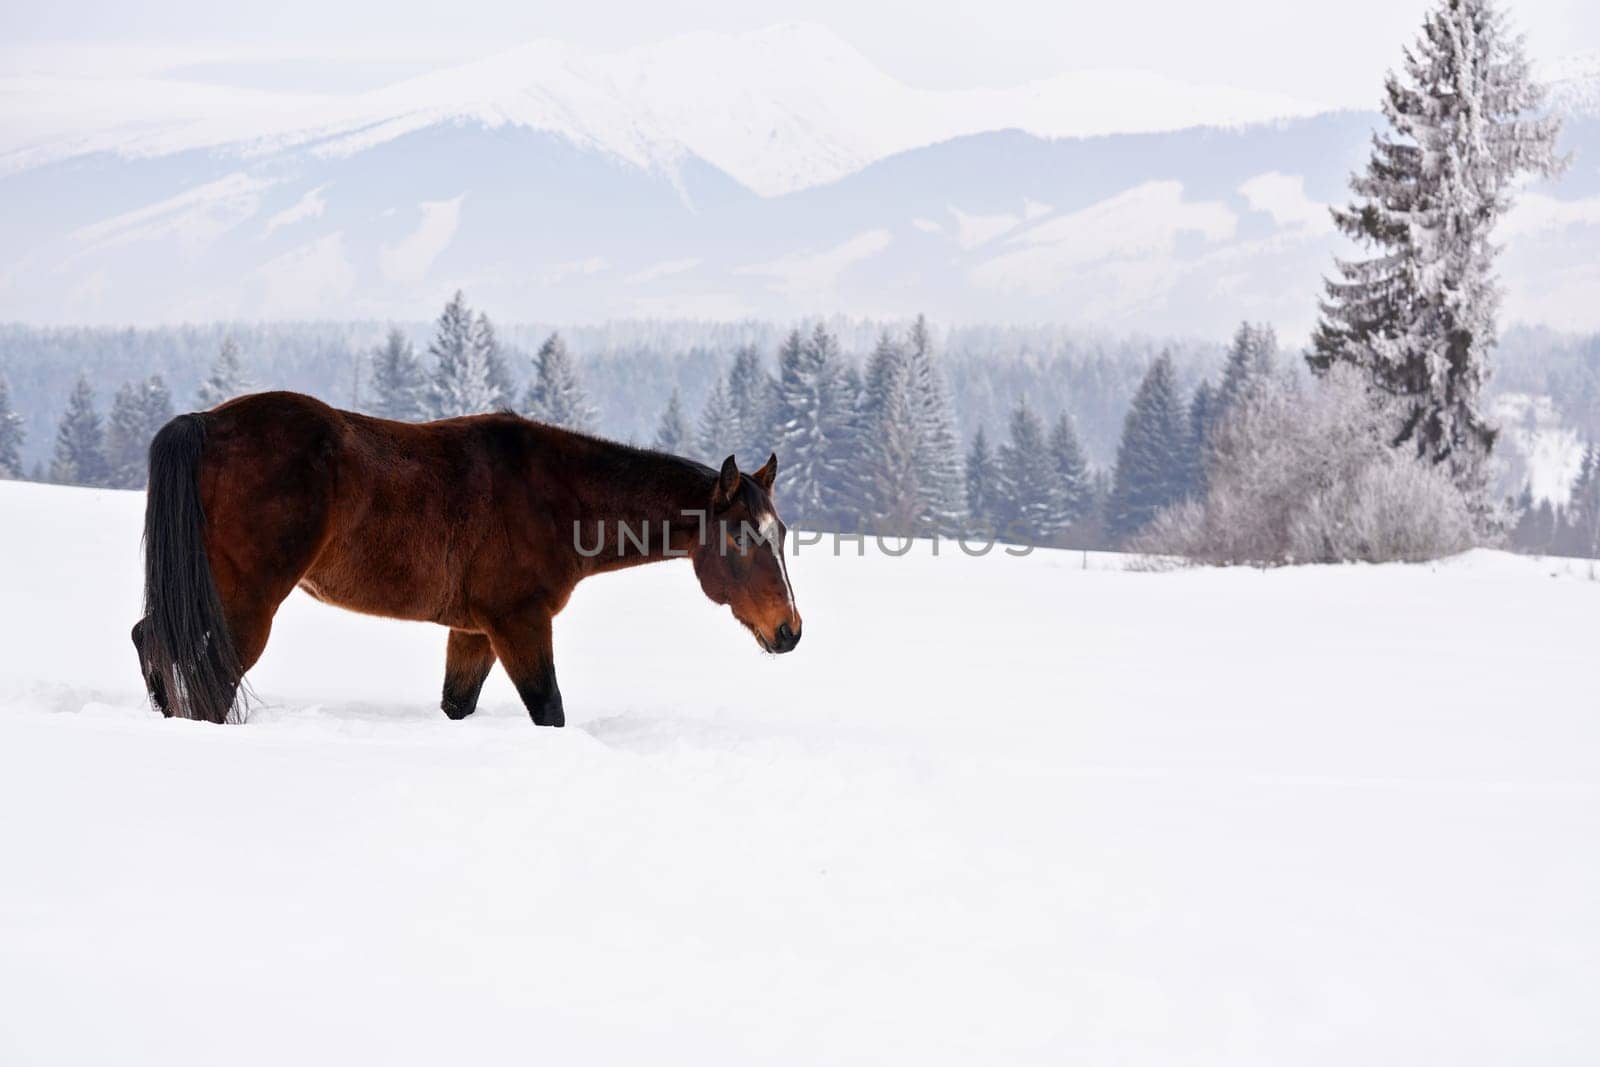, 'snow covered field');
1,478,1596,1065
